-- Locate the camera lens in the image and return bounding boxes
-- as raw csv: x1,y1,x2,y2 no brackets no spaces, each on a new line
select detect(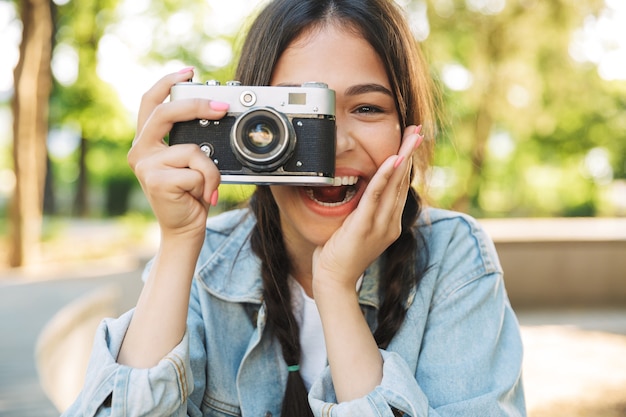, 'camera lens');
245,120,276,150
231,107,295,171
